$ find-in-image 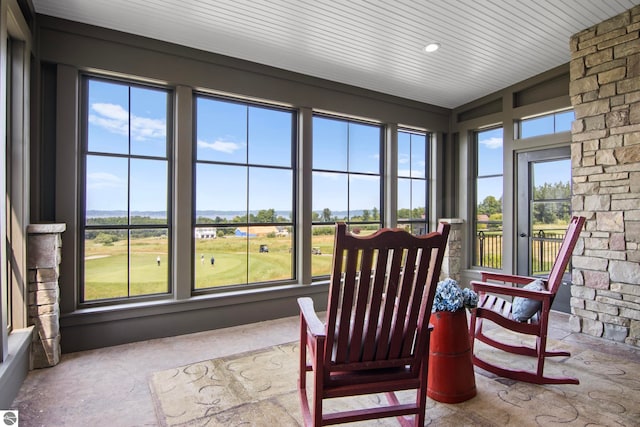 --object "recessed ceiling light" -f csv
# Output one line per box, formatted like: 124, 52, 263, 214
424, 43, 440, 53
